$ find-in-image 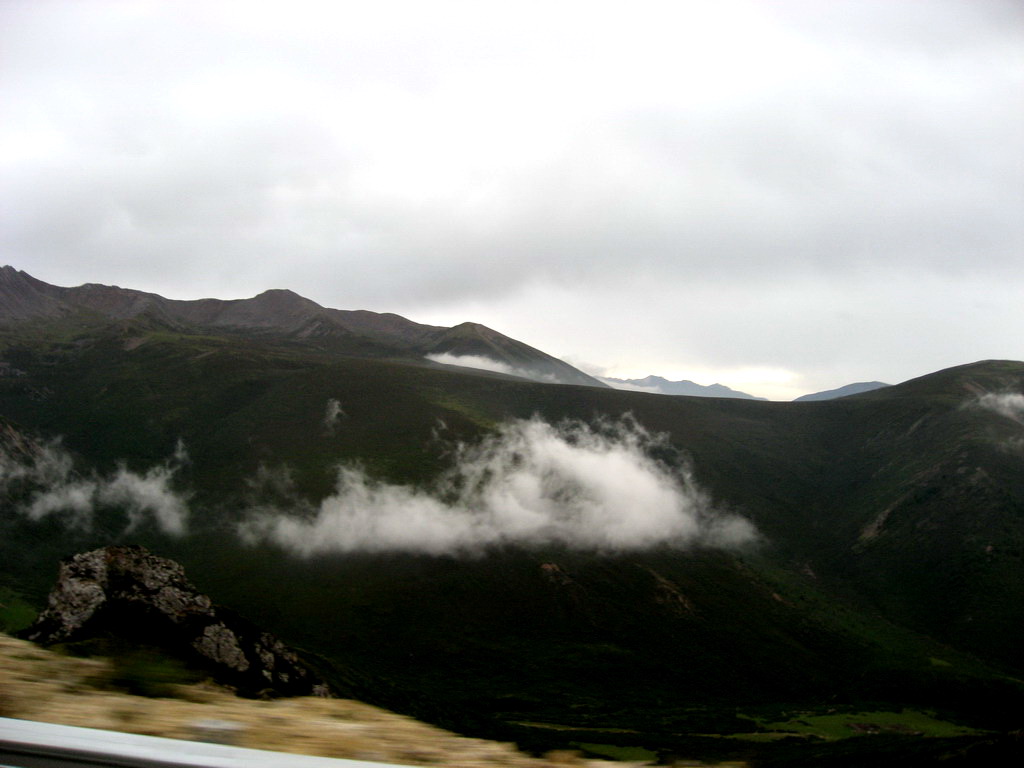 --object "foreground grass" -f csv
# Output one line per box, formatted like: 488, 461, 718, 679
0, 633, 663, 767
0, 634, 638, 765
